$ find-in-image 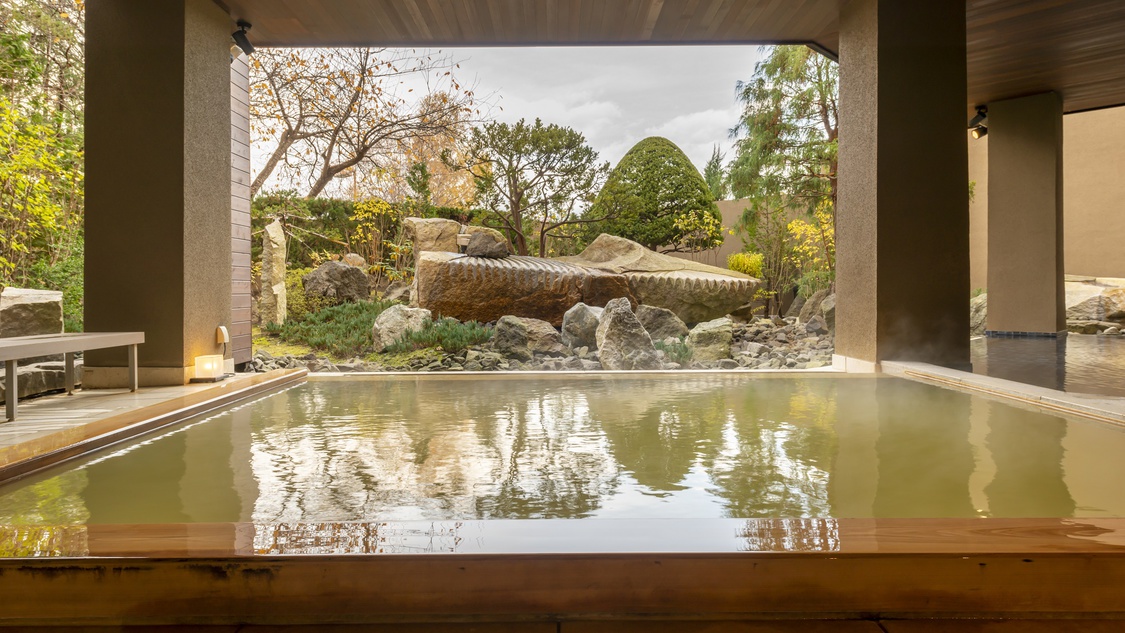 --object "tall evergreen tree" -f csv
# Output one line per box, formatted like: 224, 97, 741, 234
729, 45, 838, 217
702, 145, 728, 201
